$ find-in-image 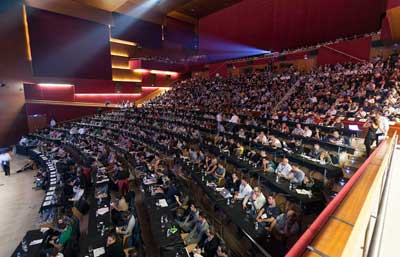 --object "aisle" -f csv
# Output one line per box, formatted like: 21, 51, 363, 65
0, 154, 43, 257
